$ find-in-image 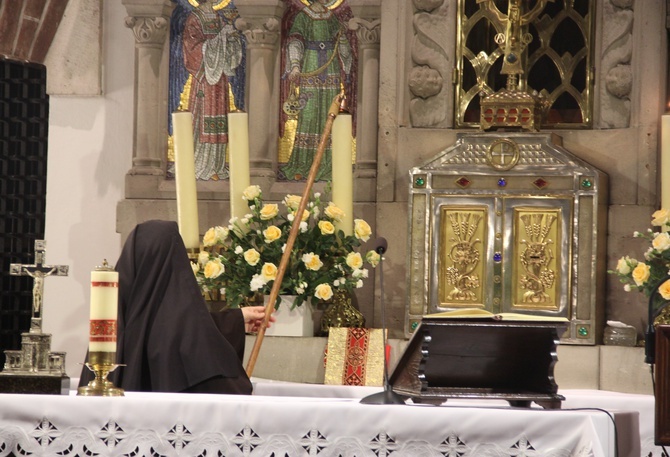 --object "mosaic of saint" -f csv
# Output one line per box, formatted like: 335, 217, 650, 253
168, 0, 246, 181
278, 0, 358, 182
